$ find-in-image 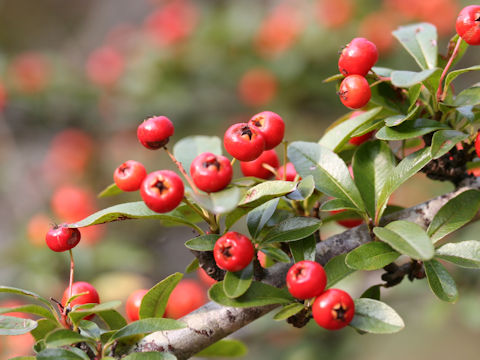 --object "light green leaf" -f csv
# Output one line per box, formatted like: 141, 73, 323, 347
173, 135, 222, 176
108, 318, 186, 343
349, 298, 404, 334
195, 339, 247, 358
0, 304, 57, 323
384, 105, 420, 127
259, 246, 291, 263
0, 315, 37, 335
373, 221, 434, 260
436, 241, 480, 268
247, 198, 279, 238
427, 190, 480, 243
262, 217, 321, 244
392, 23, 437, 70
223, 264, 253, 299
68, 301, 122, 325
444, 65, 480, 93
45, 329, 95, 348
345, 242, 400, 270
451, 87, 480, 107
0, 286, 55, 313
36, 348, 89, 360
31, 319, 59, 341
123, 352, 177, 360
140, 273, 183, 319
430, 130, 468, 159
324, 253, 356, 288
391, 69, 439, 88
185, 235, 221, 251
289, 235, 316, 263
376, 118, 448, 141
360, 285, 382, 300
96, 309, 128, 330
424, 259, 458, 302
189, 187, 242, 215
185, 257, 199, 273
273, 303, 305, 321
98, 183, 123, 198
285, 175, 315, 201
